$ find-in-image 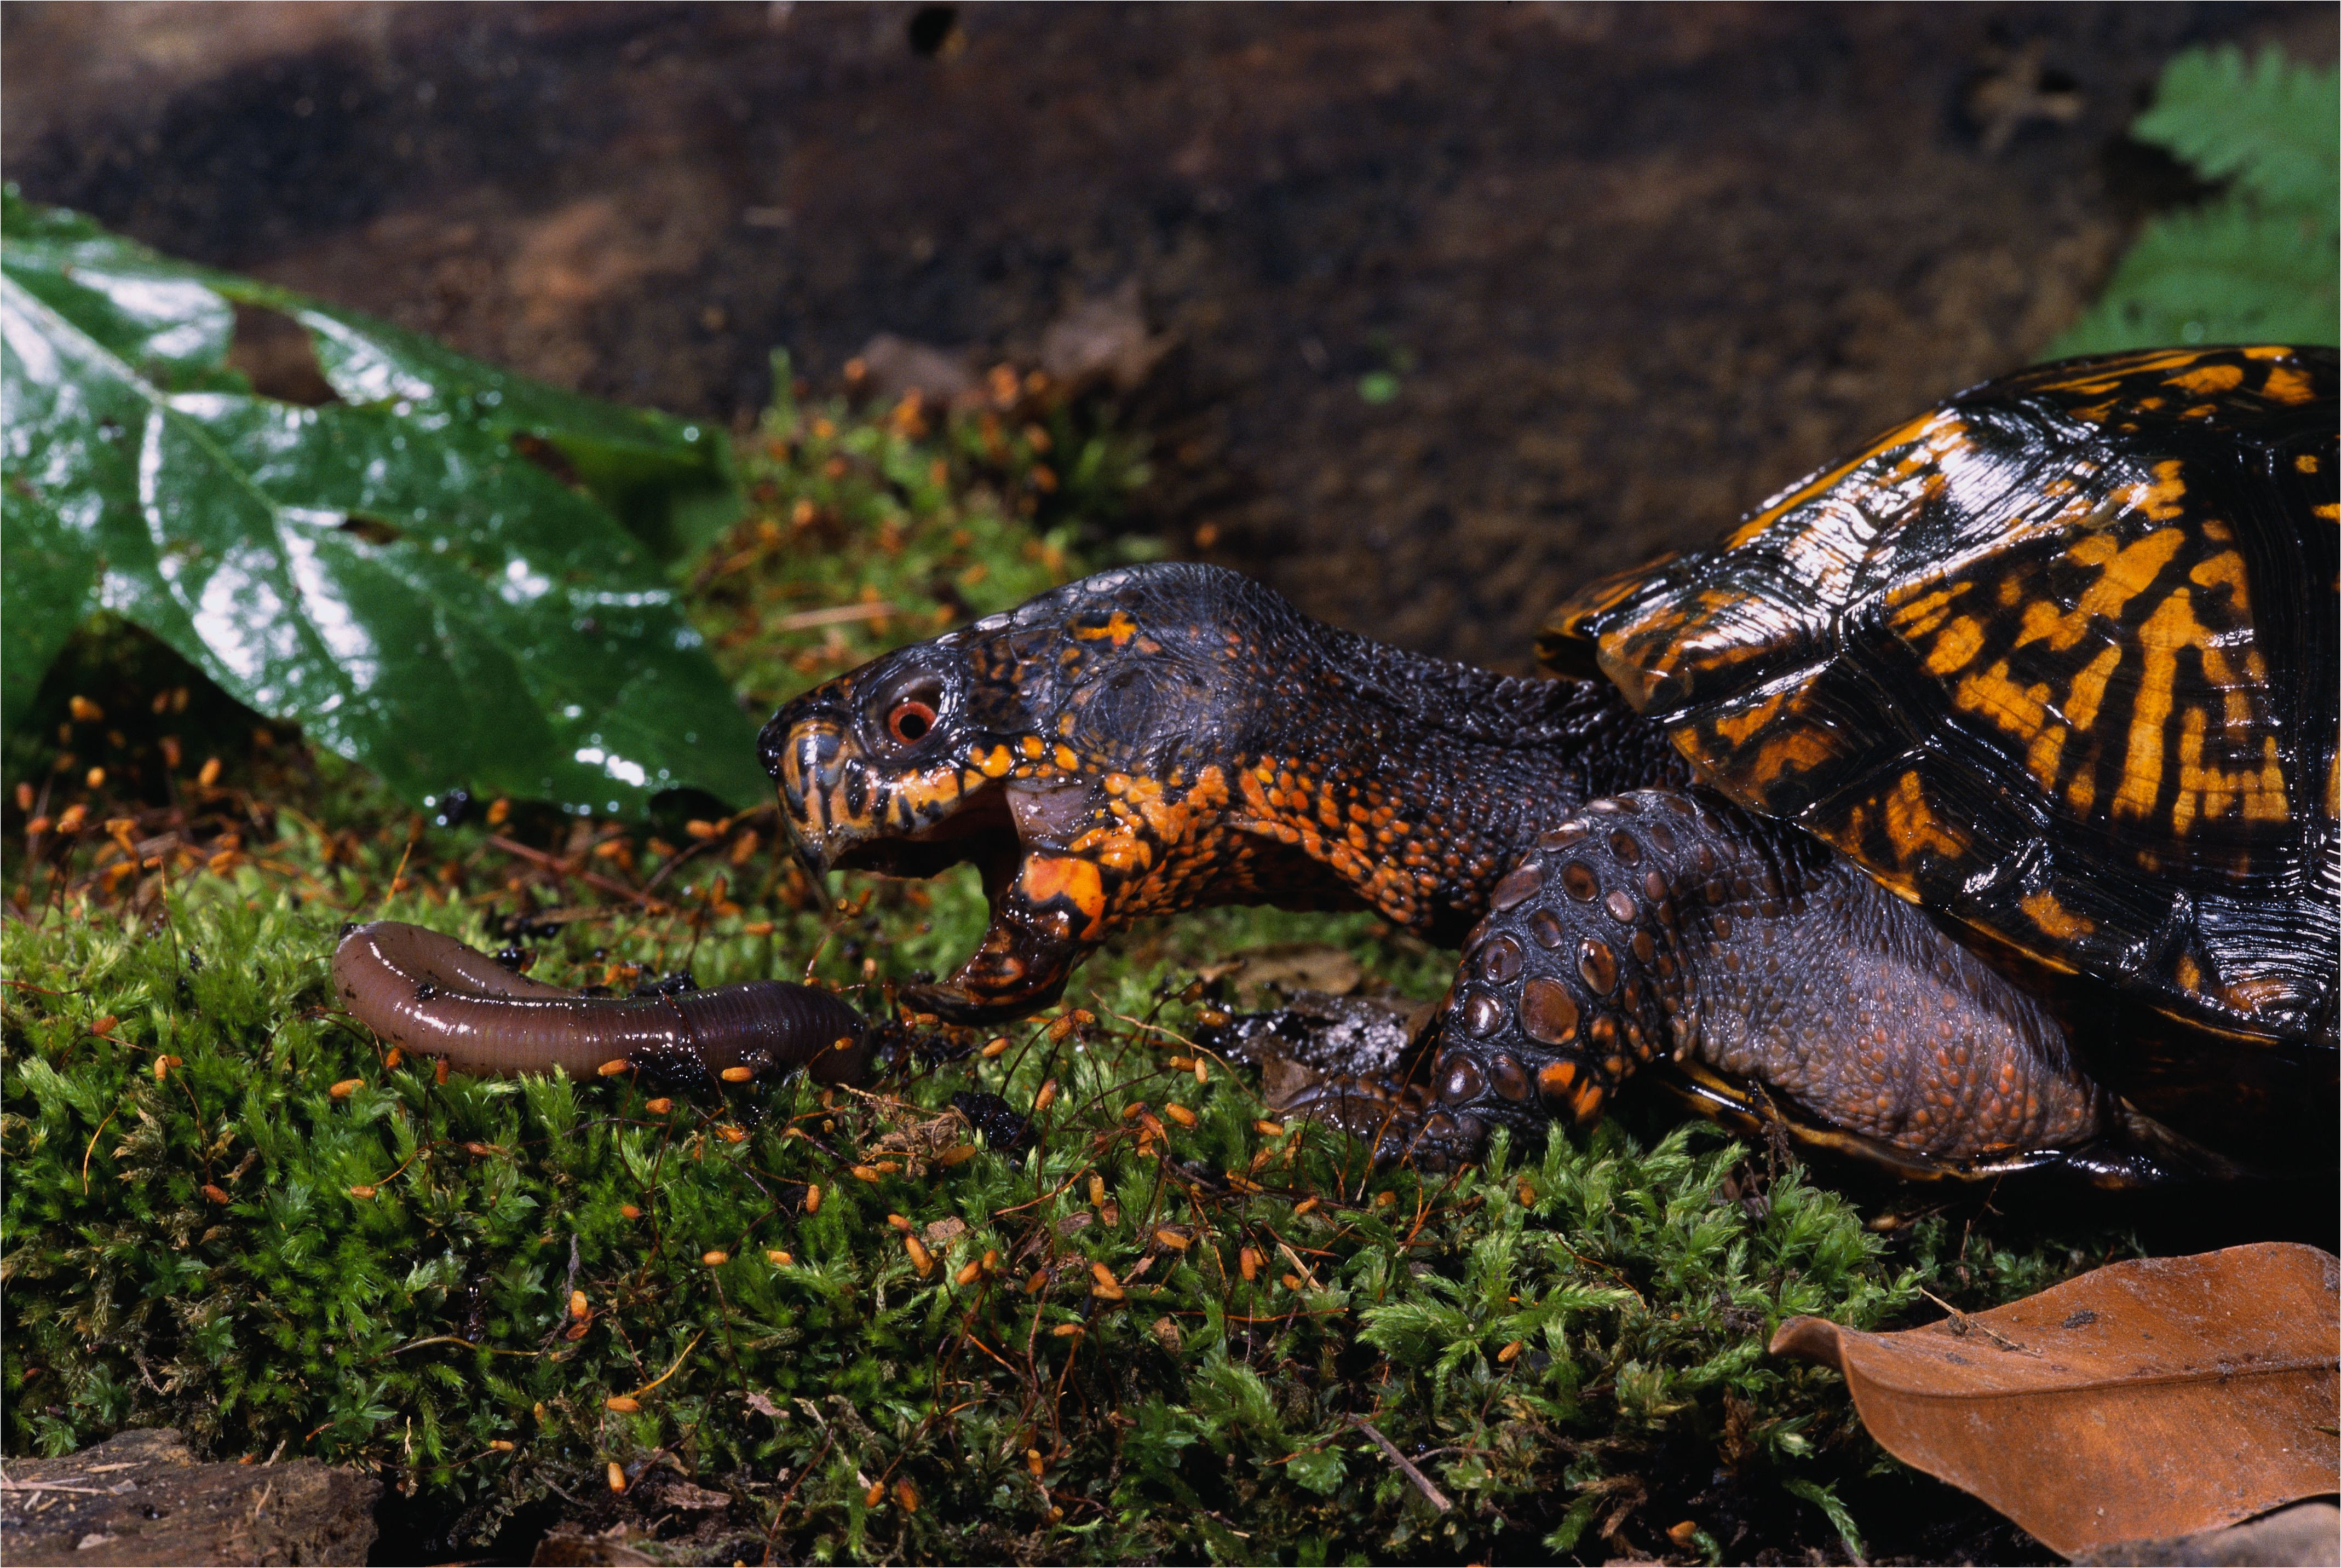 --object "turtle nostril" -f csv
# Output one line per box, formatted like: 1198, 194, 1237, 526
791, 729, 842, 779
